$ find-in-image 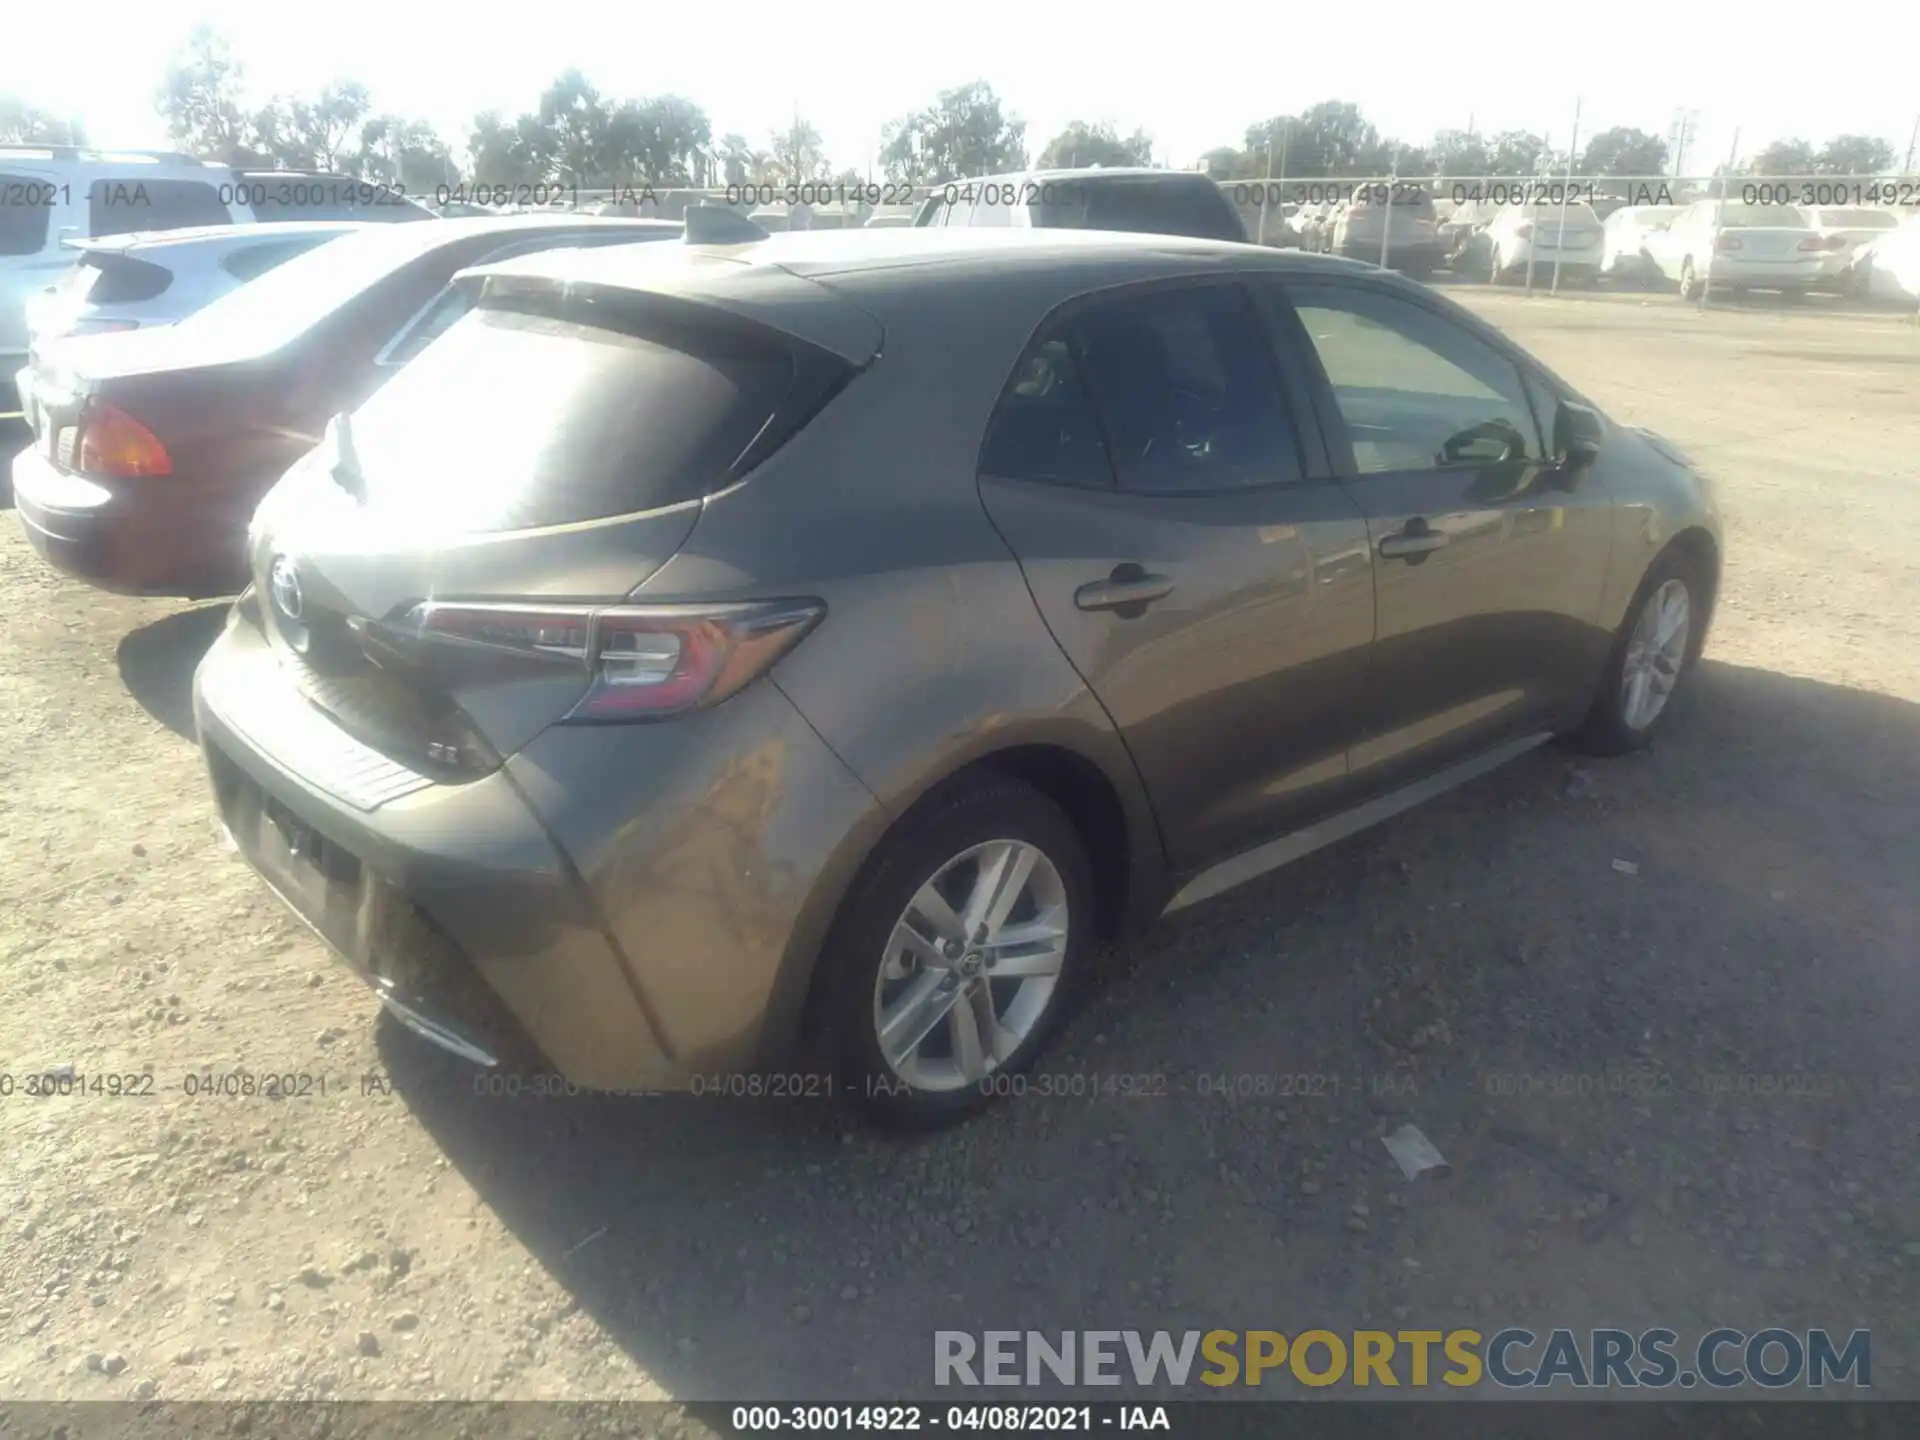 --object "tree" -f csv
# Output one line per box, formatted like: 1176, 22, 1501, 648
0, 96, 86, 146
769, 116, 828, 183
291, 82, 371, 171
1431, 129, 1493, 178
1816, 134, 1894, 175
1246, 103, 1378, 177
1036, 120, 1154, 170
879, 81, 1025, 184
1487, 130, 1554, 176
1750, 138, 1816, 176
154, 24, 252, 162
716, 133, 772, 187
1199, 146, 1249, 180
358, 115, 455, 191
1580, 126, 1669, 177
468, 110, 543, 186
